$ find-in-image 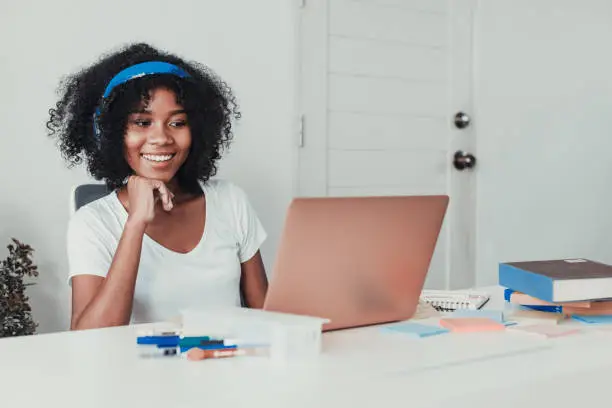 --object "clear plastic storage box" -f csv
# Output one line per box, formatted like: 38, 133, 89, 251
180, 307, 330, 360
